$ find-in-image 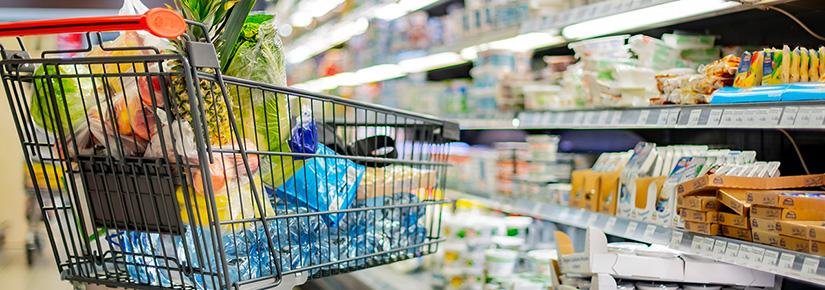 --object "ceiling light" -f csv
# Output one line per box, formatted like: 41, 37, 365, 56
353, 64, 406, 84
398, 52, 465, 73
561, 0, 740, 40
